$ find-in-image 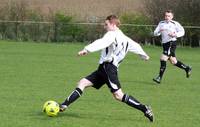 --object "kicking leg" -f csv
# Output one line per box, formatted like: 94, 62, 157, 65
60, 78, 93, 112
